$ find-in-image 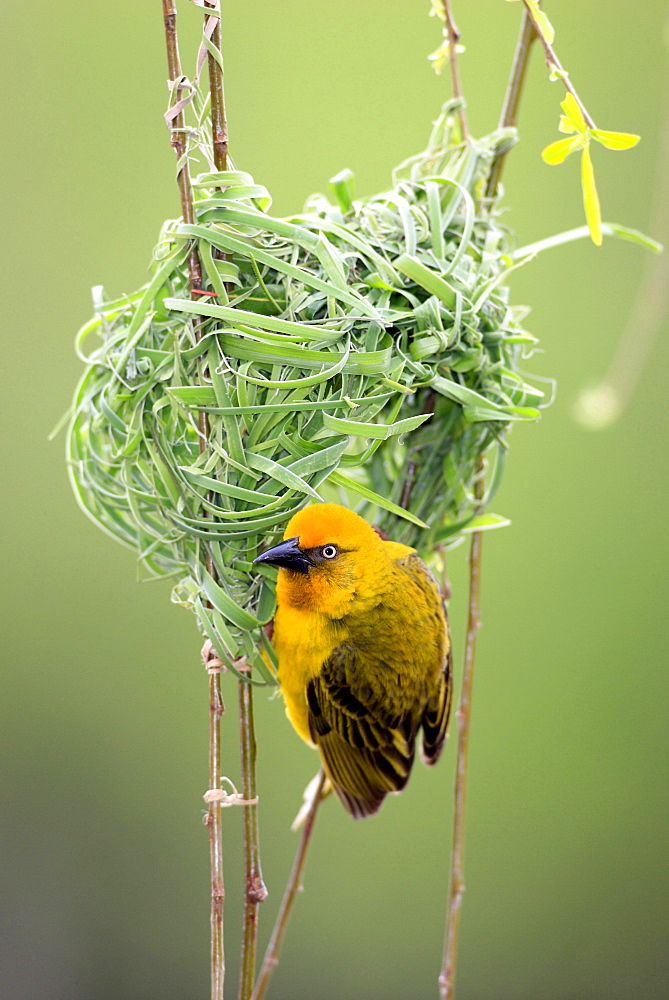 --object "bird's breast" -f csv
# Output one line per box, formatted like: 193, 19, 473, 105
272, 605, 340, 744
